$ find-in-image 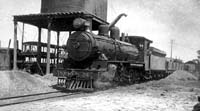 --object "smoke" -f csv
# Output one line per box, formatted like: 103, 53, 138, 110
108, 0, 200, 61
